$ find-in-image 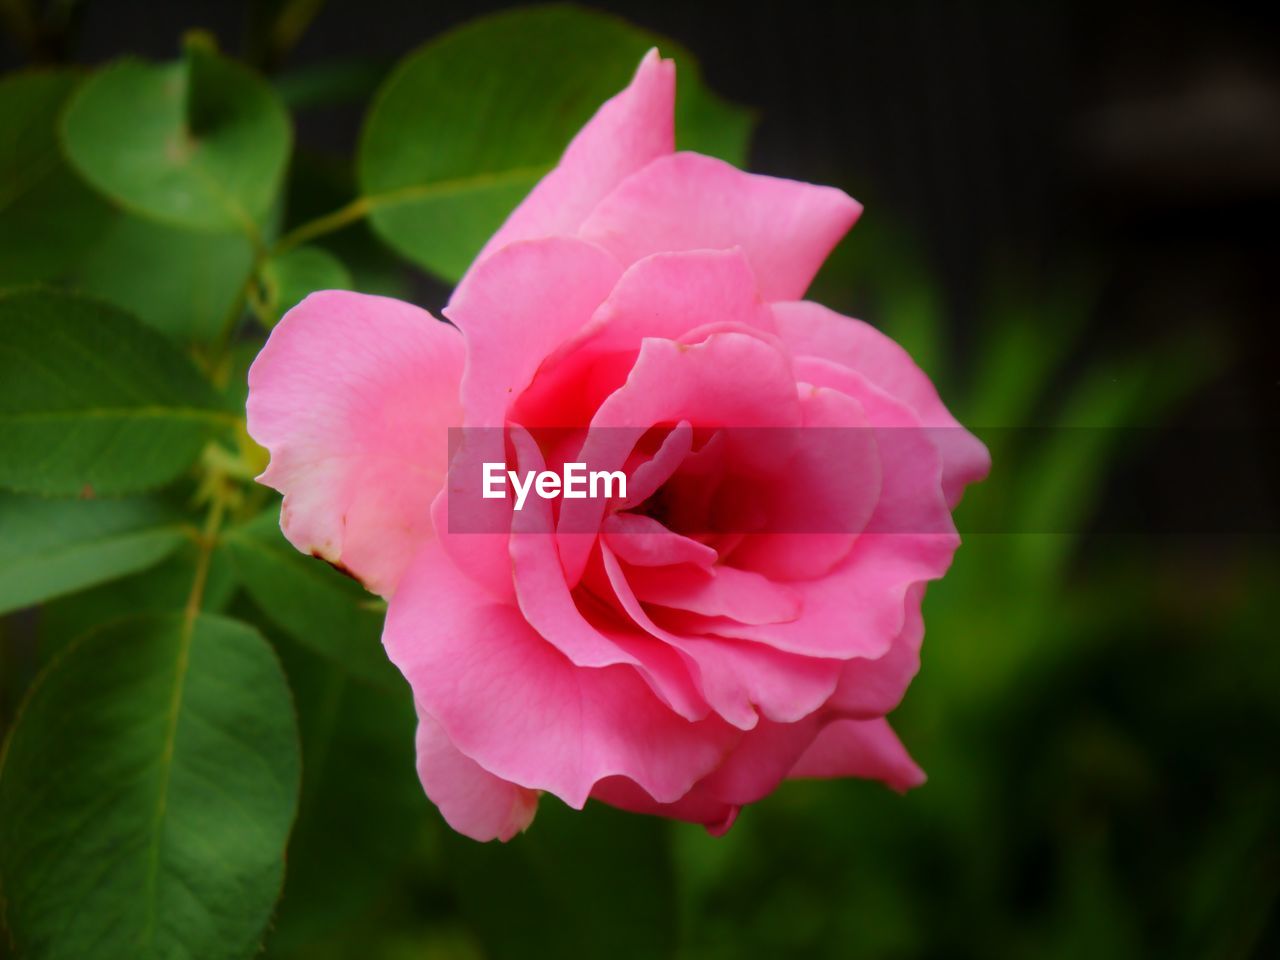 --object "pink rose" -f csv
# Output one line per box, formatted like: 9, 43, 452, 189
247, 51, 989, 841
